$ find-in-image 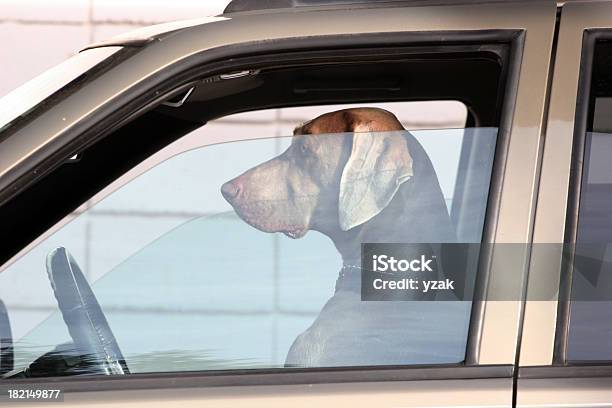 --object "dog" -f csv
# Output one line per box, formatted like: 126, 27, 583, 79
221, 108, 469, 367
